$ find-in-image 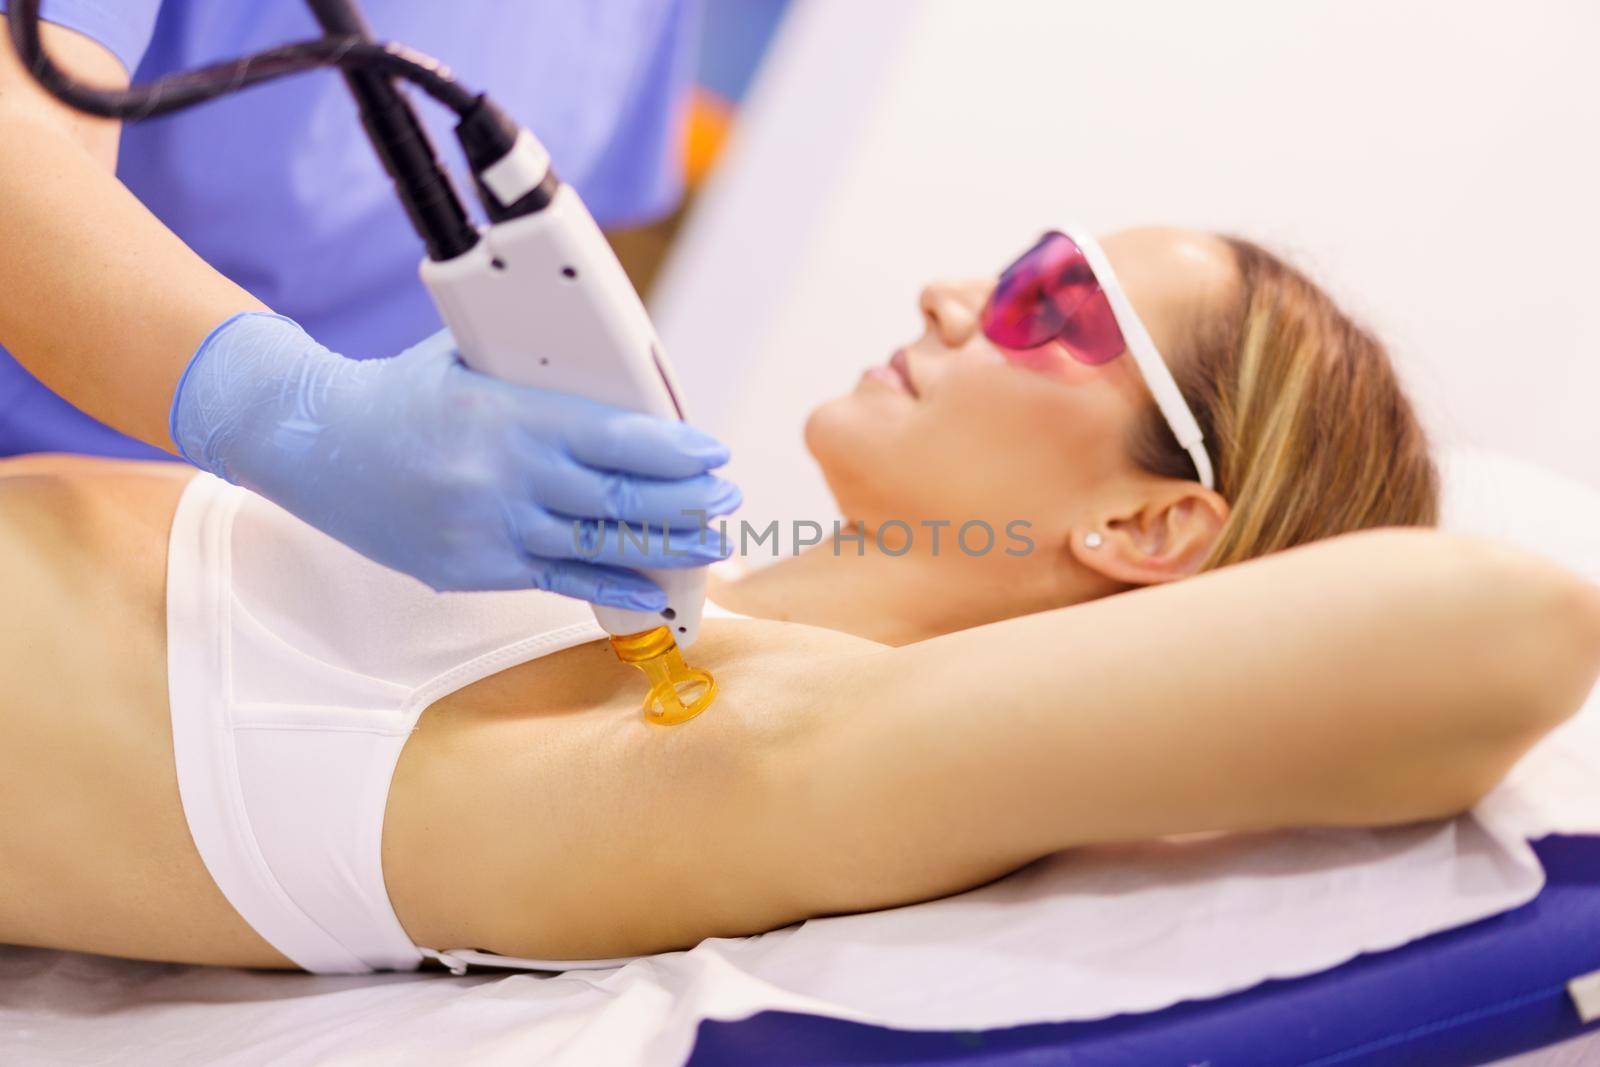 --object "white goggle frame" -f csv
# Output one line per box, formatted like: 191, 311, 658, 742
1056, 226, 1215, 491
